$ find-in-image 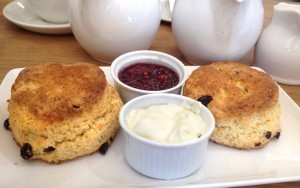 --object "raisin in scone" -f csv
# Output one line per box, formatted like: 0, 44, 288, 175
183, 62, 281, 150
8, 63, 123, 163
